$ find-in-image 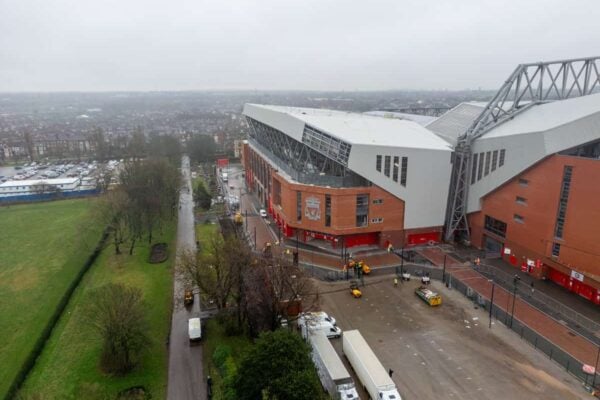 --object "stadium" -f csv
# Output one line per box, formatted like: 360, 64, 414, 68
242, 56, 600, 305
